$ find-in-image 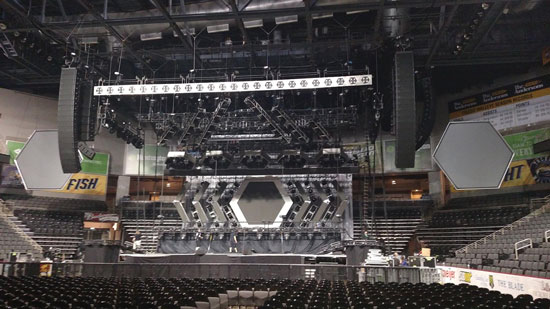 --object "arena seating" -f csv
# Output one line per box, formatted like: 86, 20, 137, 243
0, 212, 42, 261
415, 194, 532, 256
121, 202, 182, 252
447, 203, 550, 278
355, 200, 429, 254
1, 195, 105, 259
365, 208, 423, 254
0, 195, 107, 212
0, 276, 547, 308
